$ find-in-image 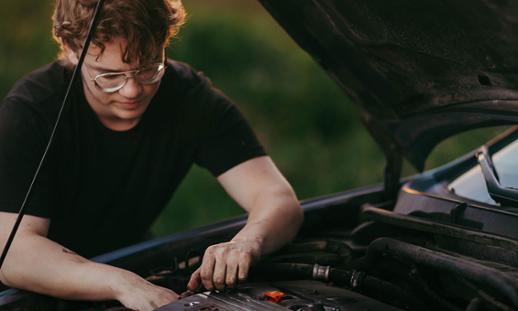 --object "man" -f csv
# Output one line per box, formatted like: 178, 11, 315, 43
0, 0, 303, 310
